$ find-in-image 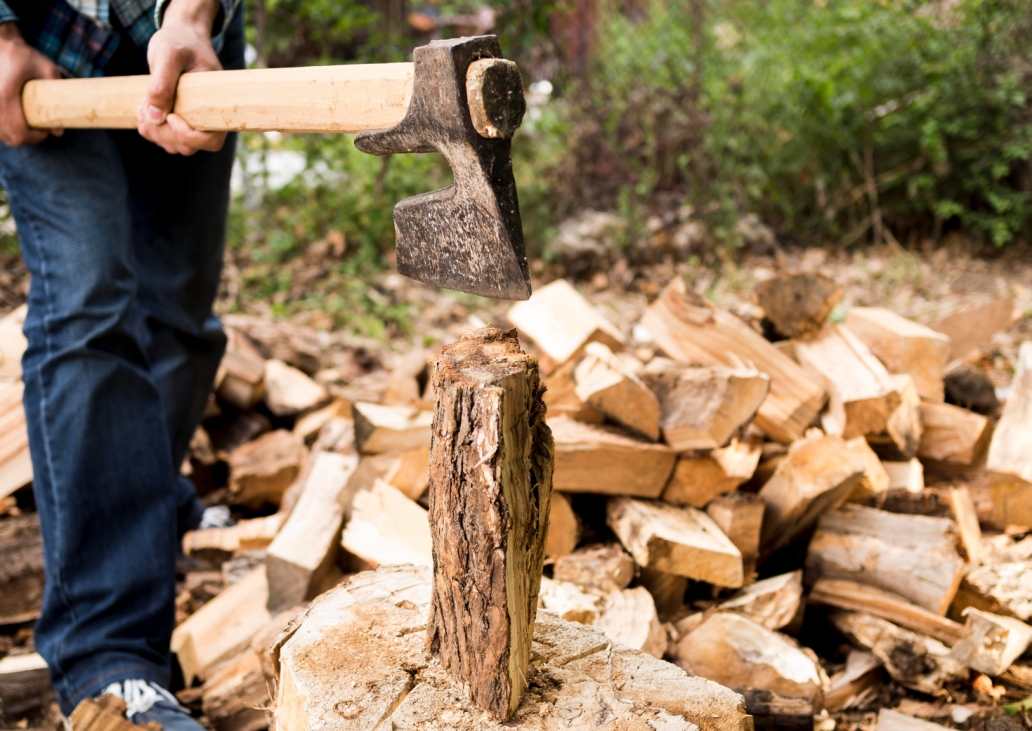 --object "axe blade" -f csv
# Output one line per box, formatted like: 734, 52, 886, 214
355, 36, 531, 301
